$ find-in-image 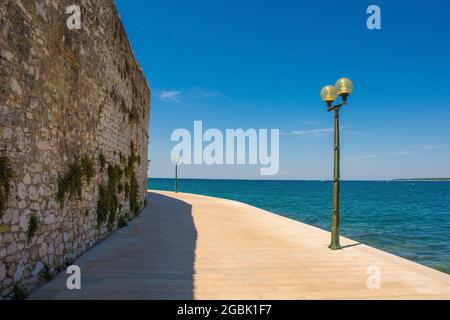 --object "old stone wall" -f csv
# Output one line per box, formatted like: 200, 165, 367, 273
0, 0, 150, 297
